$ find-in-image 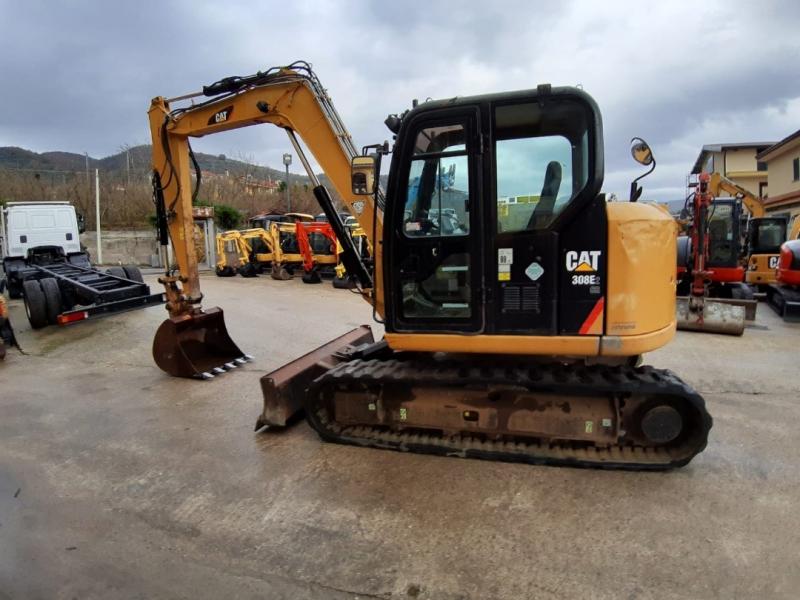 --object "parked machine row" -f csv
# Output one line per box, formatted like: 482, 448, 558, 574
676, 172, 800, 333
215, 212, 370, 287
